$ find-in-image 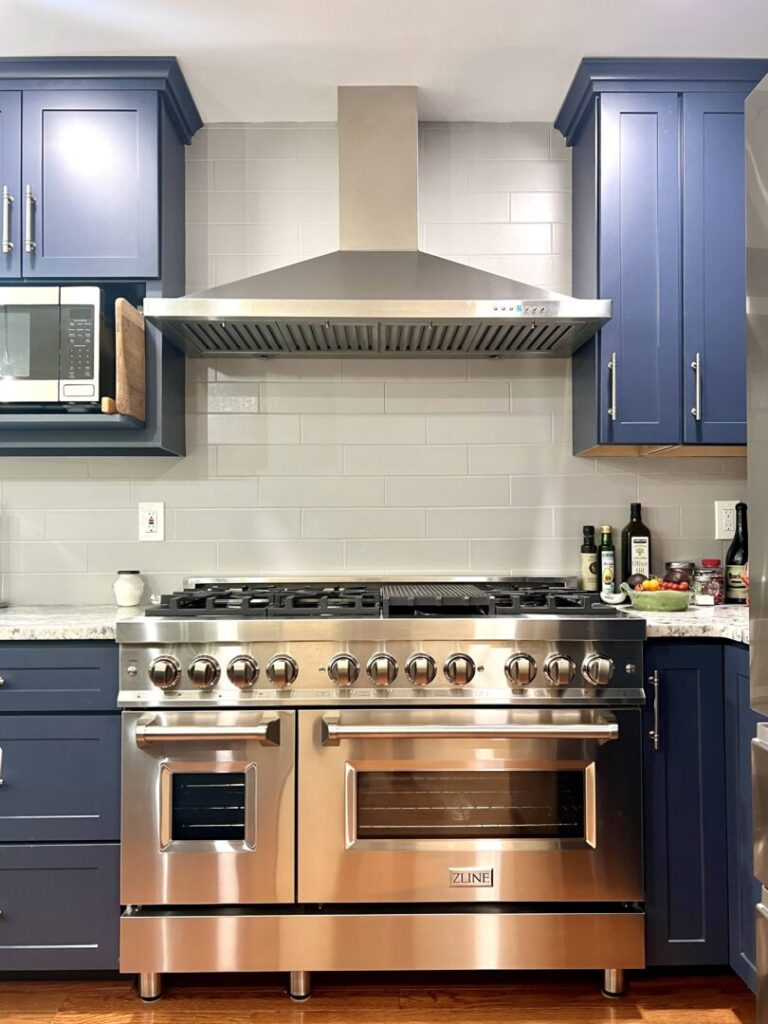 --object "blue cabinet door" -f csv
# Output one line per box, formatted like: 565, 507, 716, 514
644, 642, 728, 965
0, 714, 120, 842
683, 93, 748, 445
0, 91, 21, 279
0, 843, 119, 969
599, 94, 682, 445
0, 641, 118, 712
21, 90, 159, 279
725, 644, 762, 992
